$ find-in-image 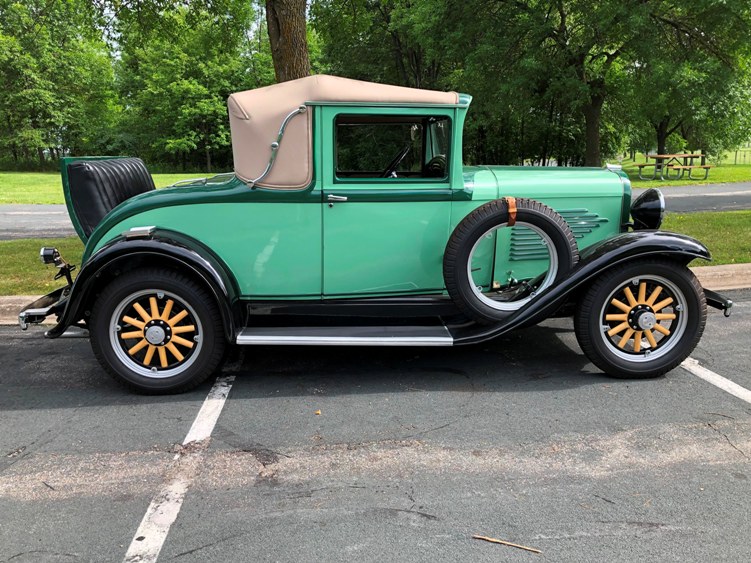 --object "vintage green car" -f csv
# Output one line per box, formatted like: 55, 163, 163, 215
19, 75, 732, 393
